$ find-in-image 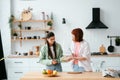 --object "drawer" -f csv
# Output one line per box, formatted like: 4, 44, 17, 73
105, 58, 120, 67
29, 58, 44, 68
62, 62, 72, 67
29, 61, 41, 67
8, 78, 19, 80
62, 62, 73, 72
7, 58, 29, 68
29, 67, 45, 72
7, 68, 29, 78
